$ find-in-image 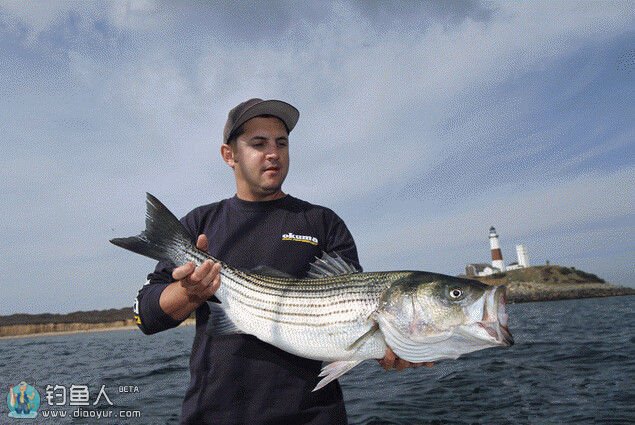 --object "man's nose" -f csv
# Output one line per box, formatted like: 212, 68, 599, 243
265, 144, 281, 160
